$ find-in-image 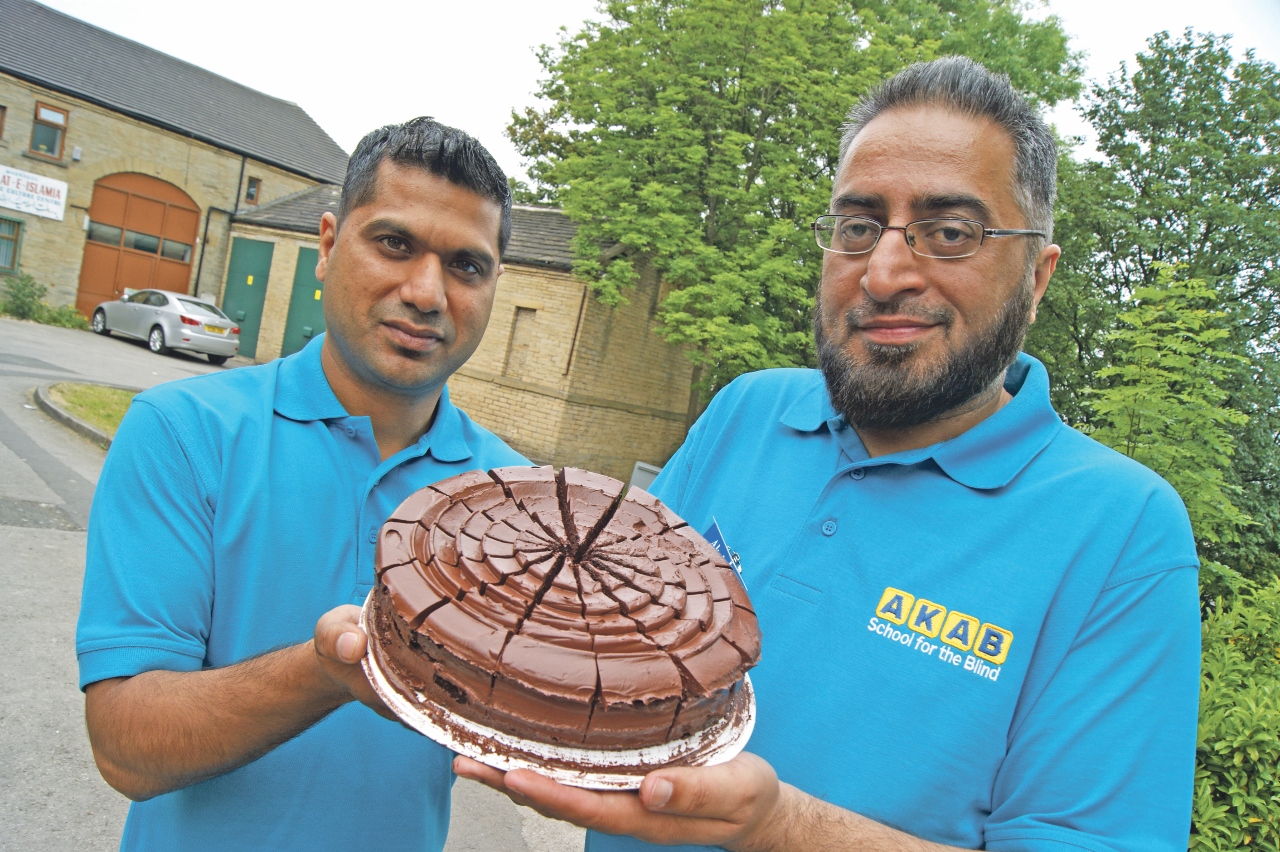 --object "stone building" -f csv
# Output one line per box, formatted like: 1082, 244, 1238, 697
0, 0, 345, 317
0, 0, 696, 477
225, 185, 696, 479
450, 206, 696, 481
